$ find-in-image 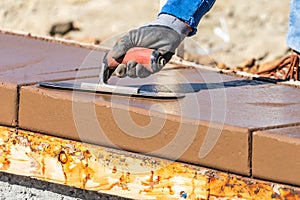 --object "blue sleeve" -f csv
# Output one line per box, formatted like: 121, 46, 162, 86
159, 0, 216, 36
